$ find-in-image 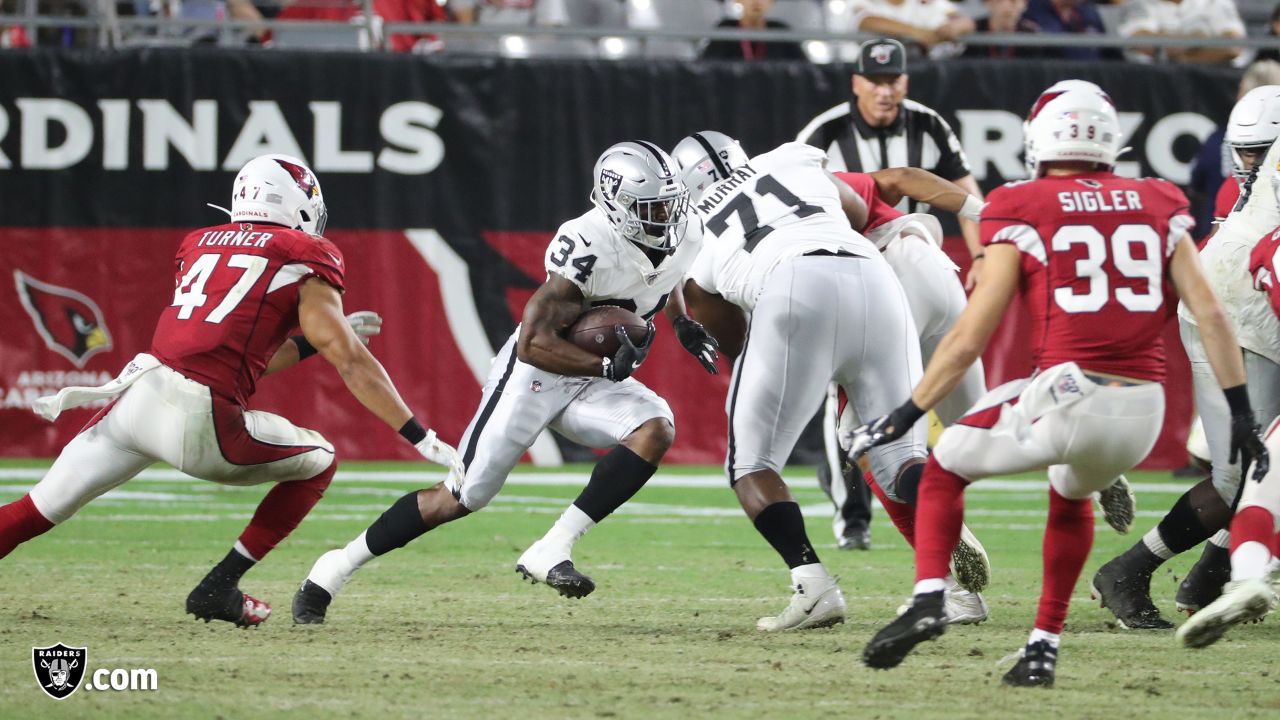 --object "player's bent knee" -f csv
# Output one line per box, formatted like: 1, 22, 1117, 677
623, 417, 675, 463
